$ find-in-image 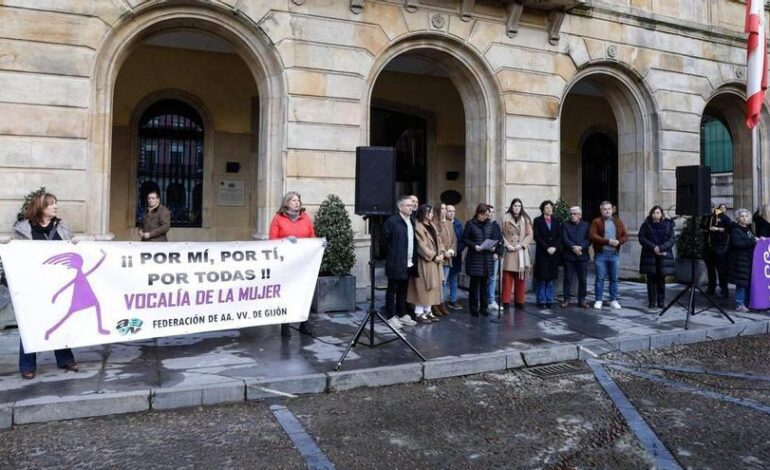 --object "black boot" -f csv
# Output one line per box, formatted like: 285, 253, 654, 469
281, 324, 291, 338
